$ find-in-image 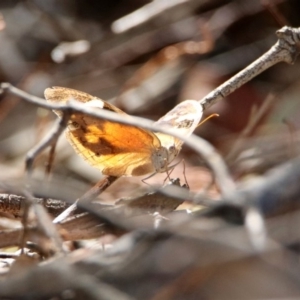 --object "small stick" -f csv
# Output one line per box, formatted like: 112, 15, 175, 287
199, 26, 300, 109
262, 0, 290, 27
19, 195, 30, 254
25, 112, 69, 176
21, 190, 65, 254
45, 142, 57, 176
111, 0, 191, 33
0, 193, 70, 218
282, 118, 297, 159
53, 176, 118, 223
80, 176, 119, 204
